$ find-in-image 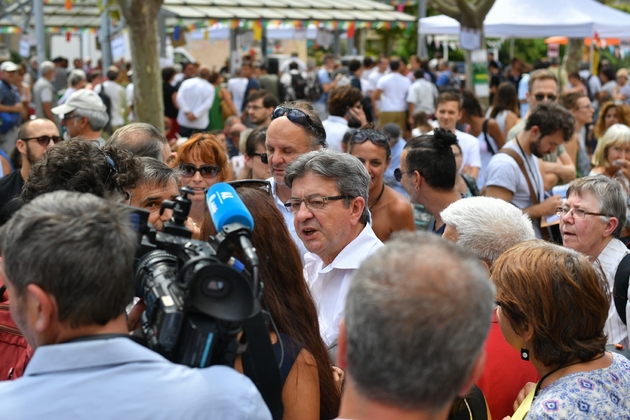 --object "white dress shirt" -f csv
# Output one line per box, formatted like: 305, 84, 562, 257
322, 116, 349, 152
597, 237, 630, 347
303, 223, 384, 347
176, 77, 215, 130
269, 177, 309, 262
406, 78, 438, 115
